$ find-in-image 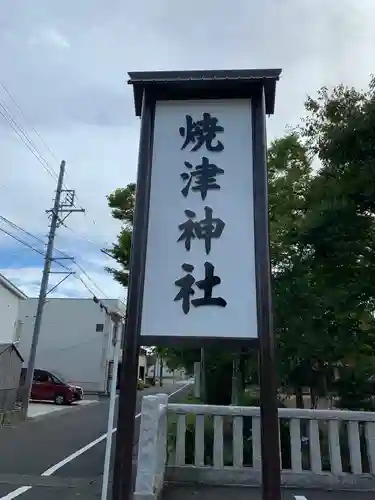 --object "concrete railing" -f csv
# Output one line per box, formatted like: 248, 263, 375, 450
134, 394, 168, 500
135, 397, 375, 497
